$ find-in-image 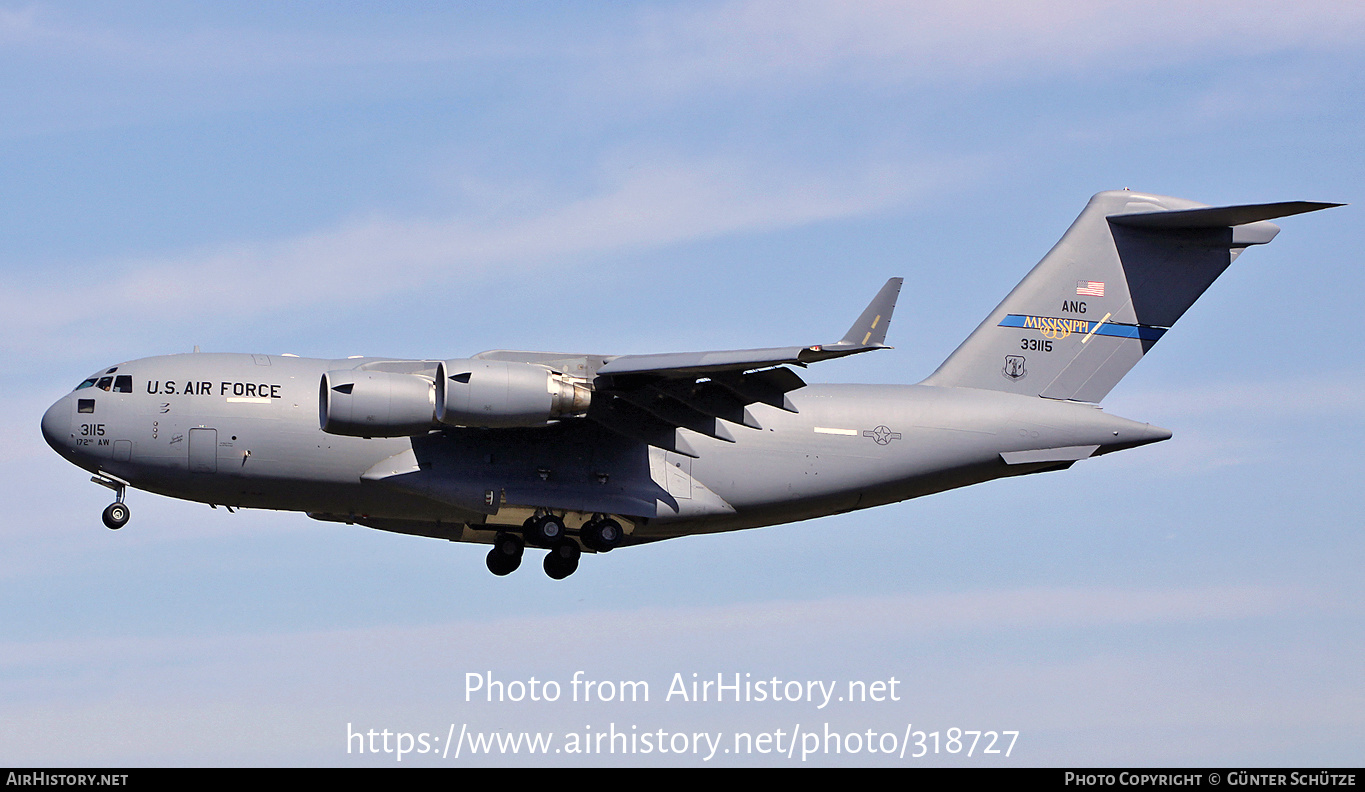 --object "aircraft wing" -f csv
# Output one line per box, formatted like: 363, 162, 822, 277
584, 277, 903, 456
475, 278, 901, 456
596, 276, 903, 379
